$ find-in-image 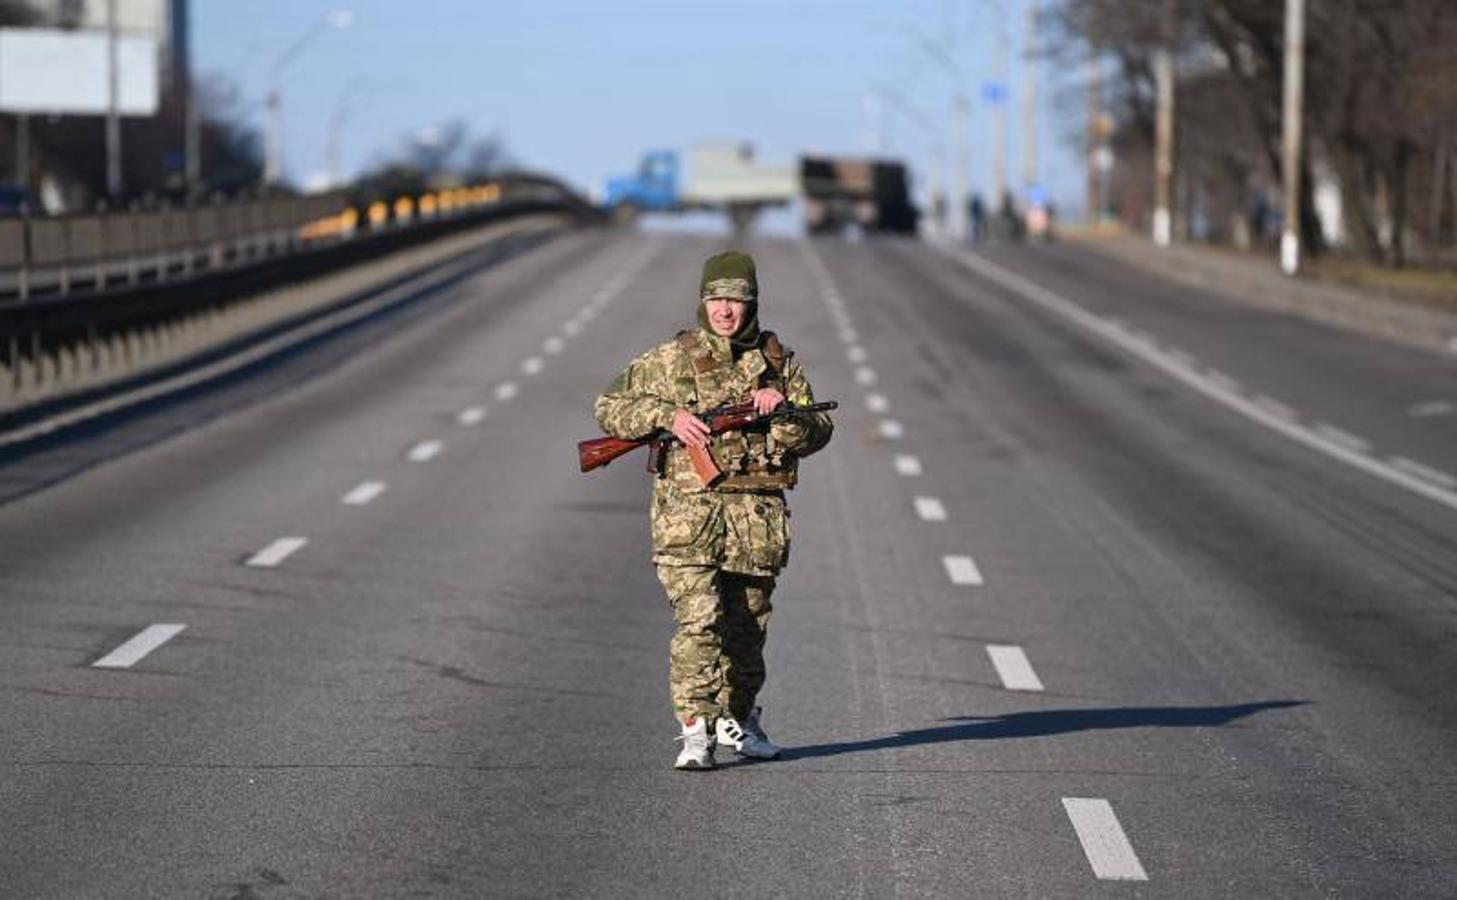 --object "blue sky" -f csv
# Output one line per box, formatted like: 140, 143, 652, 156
196, 0, 1085, 218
